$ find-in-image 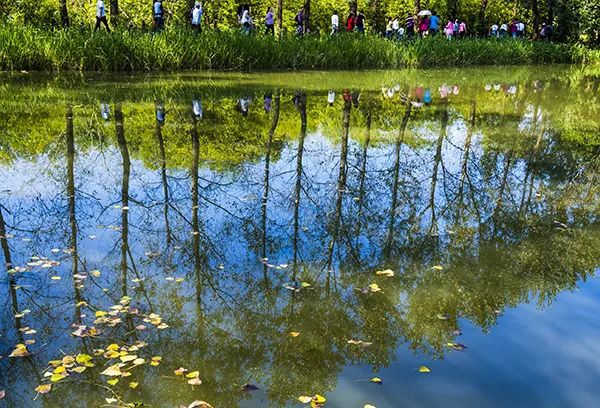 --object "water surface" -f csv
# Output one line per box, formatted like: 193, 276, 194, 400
1, 66, 600, 408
